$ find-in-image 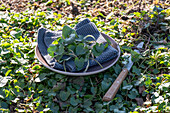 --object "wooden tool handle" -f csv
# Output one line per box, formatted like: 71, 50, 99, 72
103, 68, 128, 101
